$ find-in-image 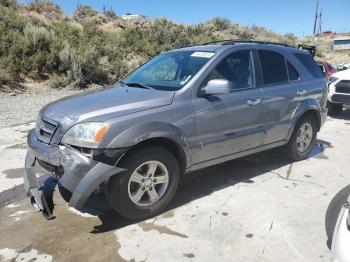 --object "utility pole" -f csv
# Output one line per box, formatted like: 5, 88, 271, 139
317, 9, 322, 39
312, 0, 319, 42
